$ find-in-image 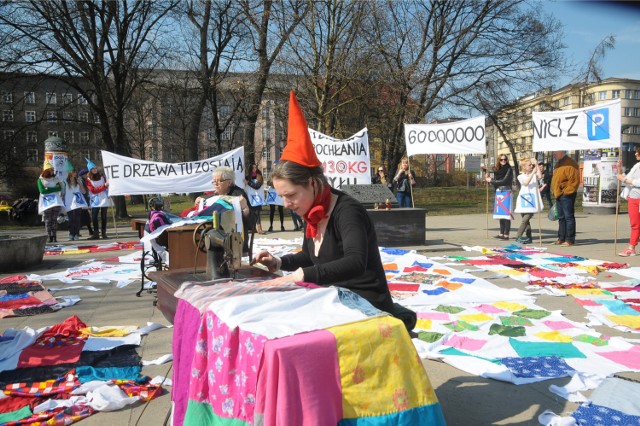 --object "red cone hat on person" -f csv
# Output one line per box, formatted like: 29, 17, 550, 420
280, 91, 321, 168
